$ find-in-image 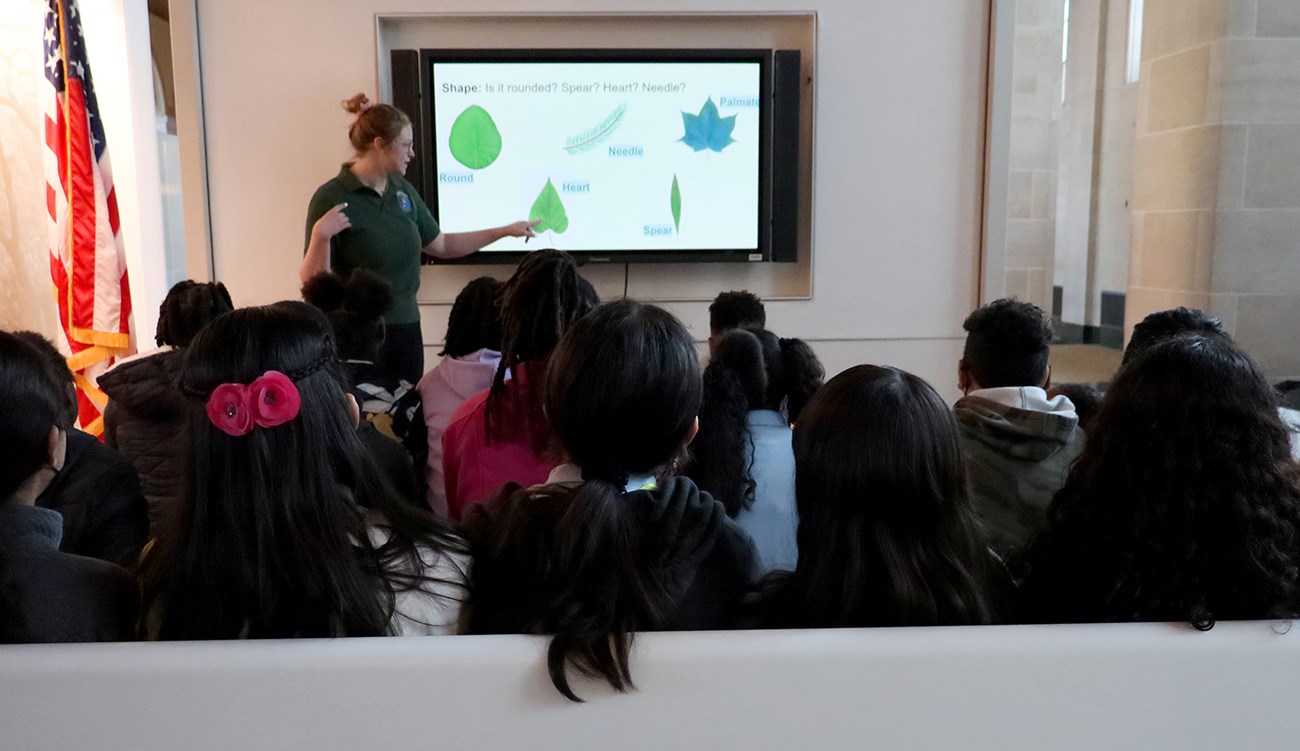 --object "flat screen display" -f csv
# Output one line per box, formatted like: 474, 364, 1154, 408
427, 53, 767, 259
